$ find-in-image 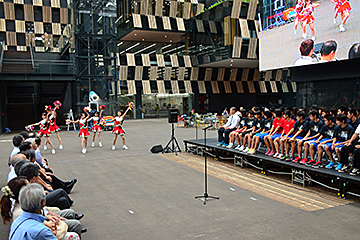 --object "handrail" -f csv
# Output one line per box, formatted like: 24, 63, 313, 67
0, 40, 5, 72
29, 40, 36, 68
